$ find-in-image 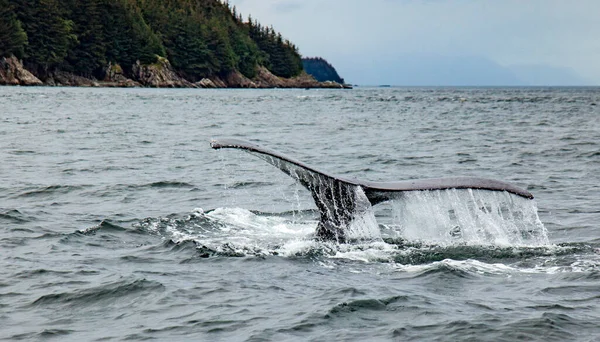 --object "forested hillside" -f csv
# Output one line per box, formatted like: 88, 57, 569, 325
0, 0, 303, 82
302, 57, 345, 84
